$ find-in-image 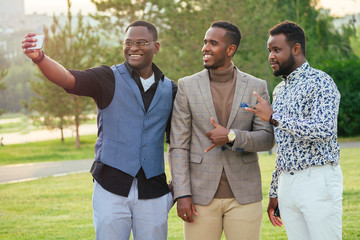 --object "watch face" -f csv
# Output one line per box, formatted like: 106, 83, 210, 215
228, 131, 236, 141
273, 113, 280, 120
271, 113, 279, 127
